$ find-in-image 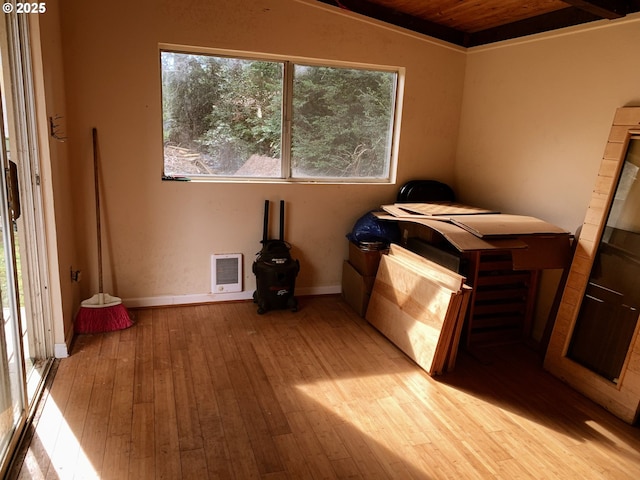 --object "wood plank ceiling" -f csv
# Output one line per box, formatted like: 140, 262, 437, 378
318, 0, 640, 46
